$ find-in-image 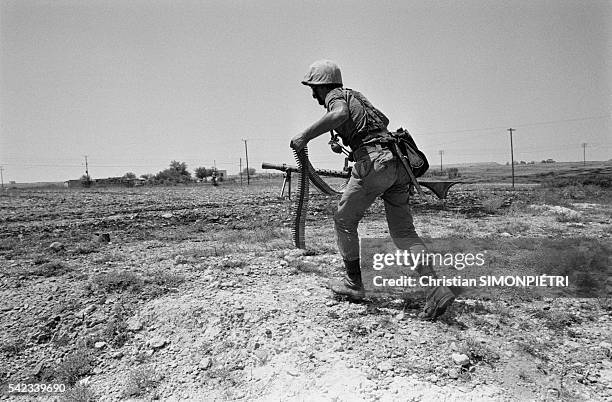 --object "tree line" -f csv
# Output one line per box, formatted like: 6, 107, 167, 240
114, 161, 256, 184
